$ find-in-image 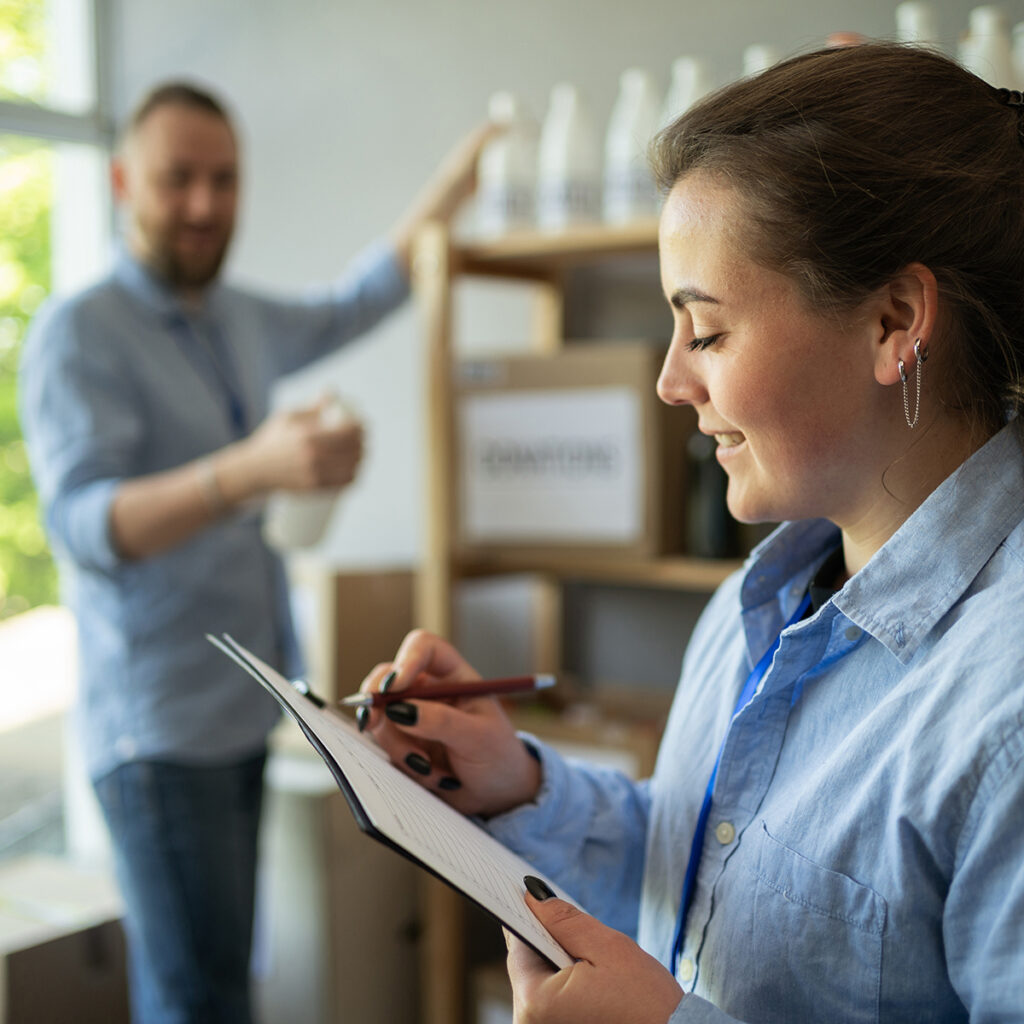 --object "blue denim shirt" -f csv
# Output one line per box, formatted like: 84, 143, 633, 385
20, 245, 408, 780
488, 420, 1024, 1022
